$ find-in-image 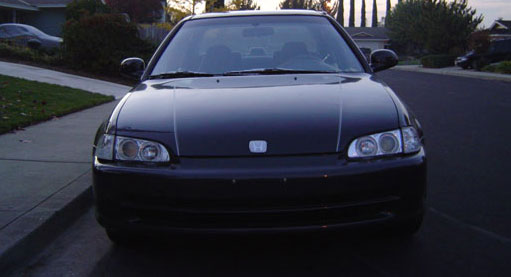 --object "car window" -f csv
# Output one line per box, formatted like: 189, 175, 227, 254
2, 26, 21, 36
23, 25, 49, 38
151, 15, 364, 75
17, 26, 29, 34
